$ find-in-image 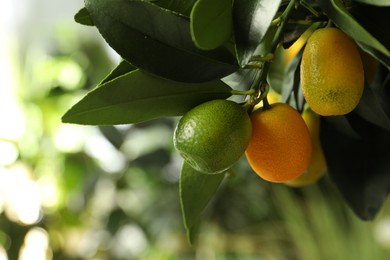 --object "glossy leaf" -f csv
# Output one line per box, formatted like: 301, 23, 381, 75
190, 0, 233, 50
222, 68, 259, 103
254, 25, 278, 57
233, 0, 282, 66
84, 0, 238, 83
267, 50, 285, 93
317, 0, 390, 69
74, 7, 94, 26
99, 60, 137, 86
281, 48, 303, 109
62, 70, 232, 125
180, 162, 225, 244
354, 0, 390, 6
151, 0, 198, 16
